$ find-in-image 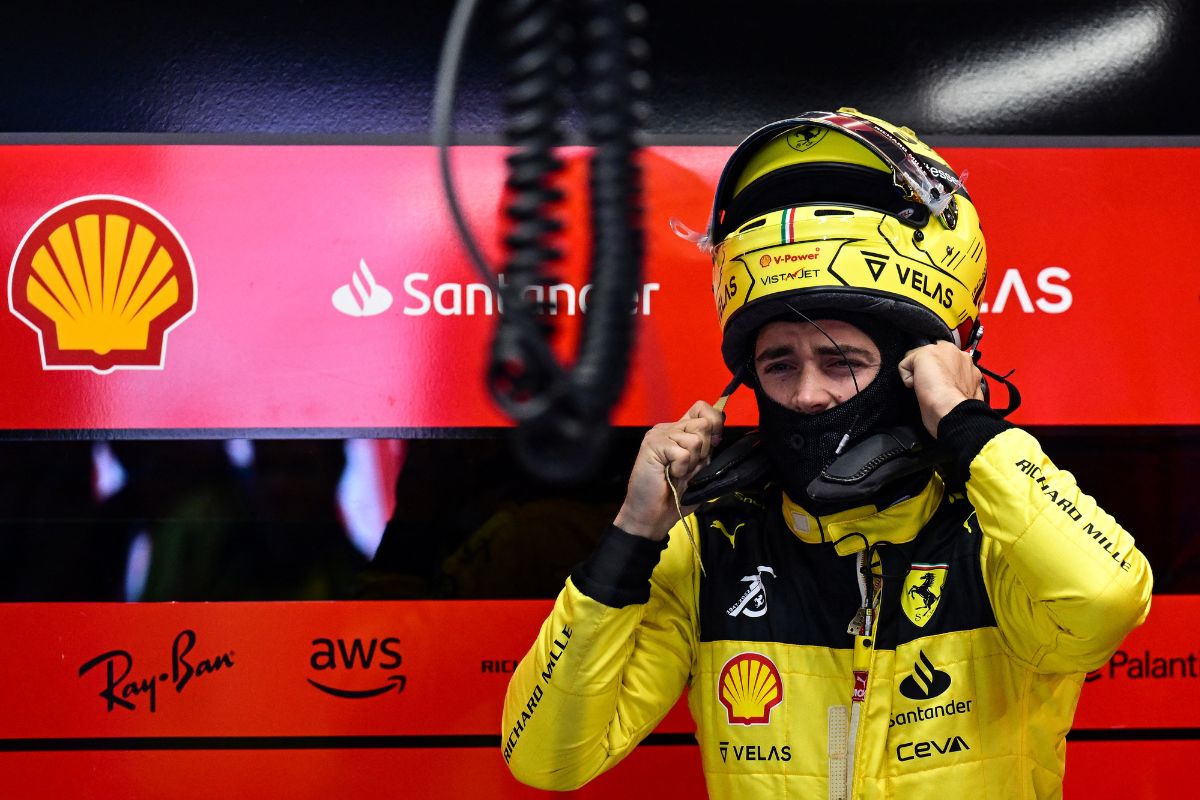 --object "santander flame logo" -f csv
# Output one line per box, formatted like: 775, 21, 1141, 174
332, 259, 393, 317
